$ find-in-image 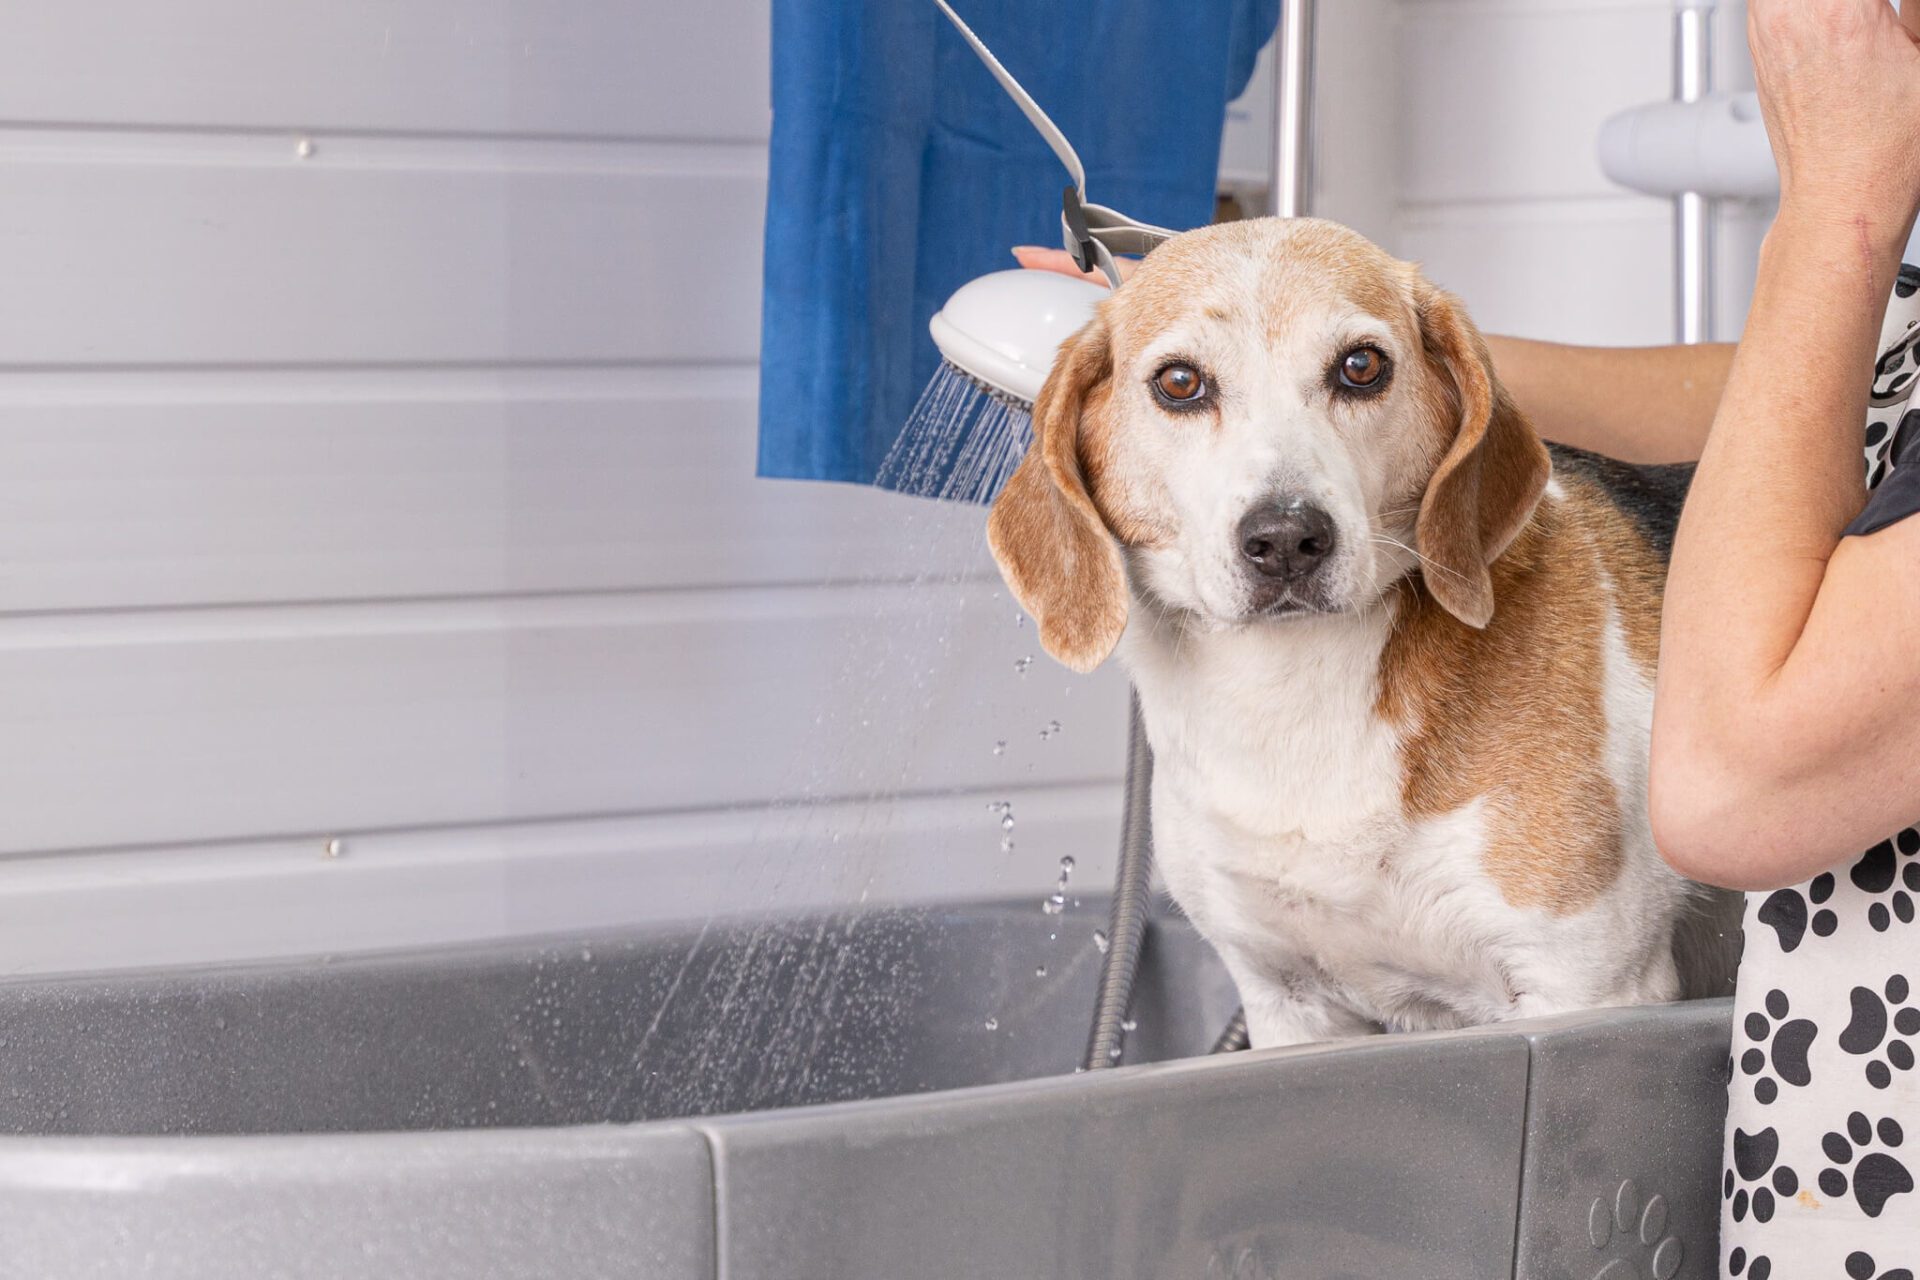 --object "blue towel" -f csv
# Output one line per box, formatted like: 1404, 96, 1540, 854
757, 0, 1279, 486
